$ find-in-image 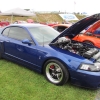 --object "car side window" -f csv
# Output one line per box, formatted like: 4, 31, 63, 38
8, 27, 32, 41
53, 26, 58, 30
2, 27, 10, 36
58, 26, 67, 32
